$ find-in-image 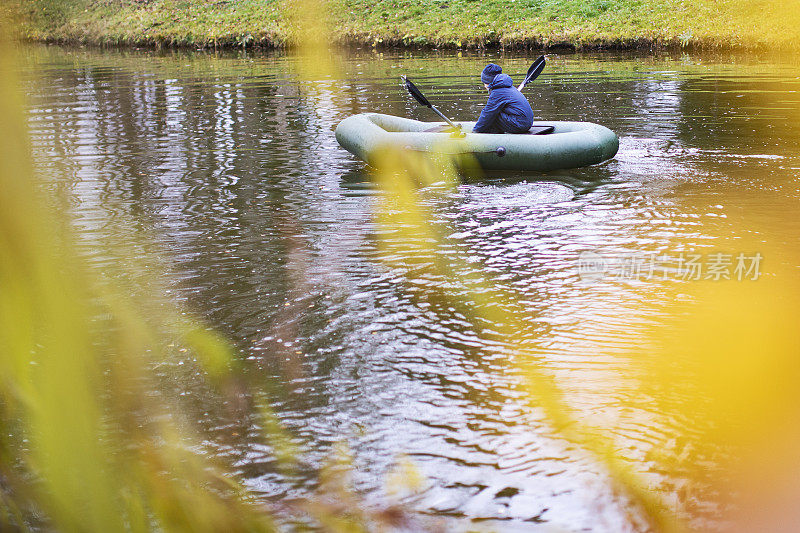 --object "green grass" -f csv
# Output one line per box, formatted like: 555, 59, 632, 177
17, 0, 800, 50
